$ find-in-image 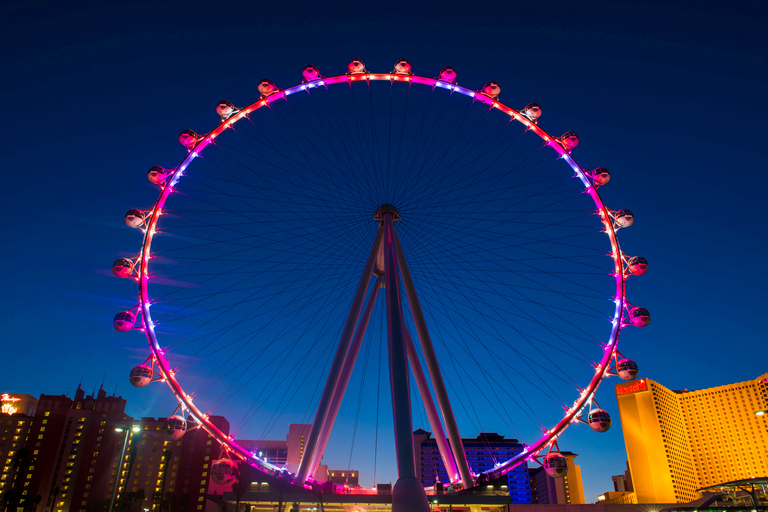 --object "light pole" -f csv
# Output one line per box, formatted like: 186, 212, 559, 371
109, 425, 140, 512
